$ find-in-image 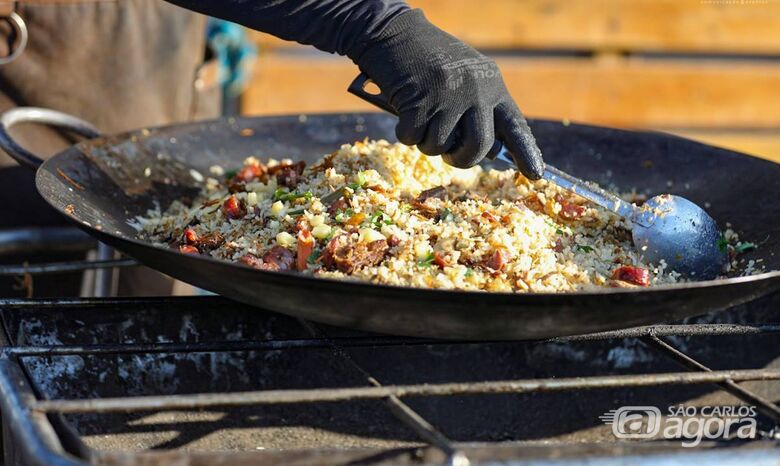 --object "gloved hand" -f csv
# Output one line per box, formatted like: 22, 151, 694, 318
349, 9, 544, 178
